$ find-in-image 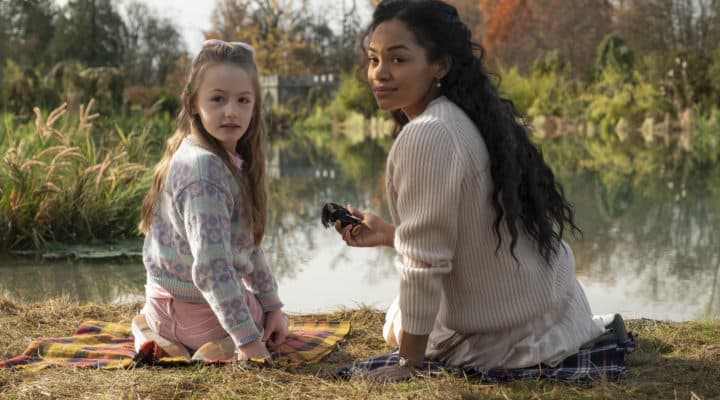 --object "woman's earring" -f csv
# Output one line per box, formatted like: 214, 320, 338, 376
436, 79, 442, 88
